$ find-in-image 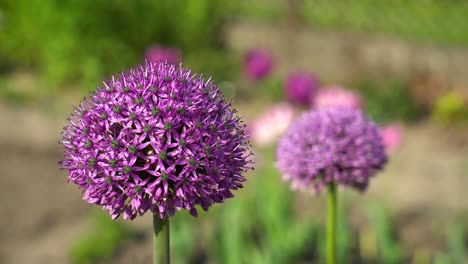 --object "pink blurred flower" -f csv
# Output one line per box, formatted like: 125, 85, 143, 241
244, 48, 274, 81
312, 86, 362, 110
145, 45, 182, 64
248, 103, 294, 147
380, 124, 404, 154
284, 71, 319, 106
